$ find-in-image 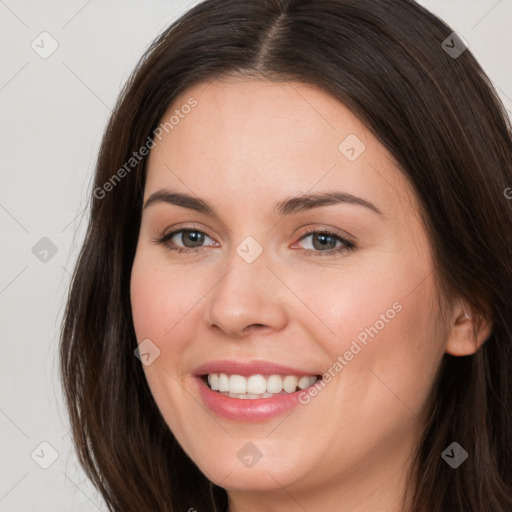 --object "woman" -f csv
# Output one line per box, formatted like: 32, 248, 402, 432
60, 0, 512, 510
